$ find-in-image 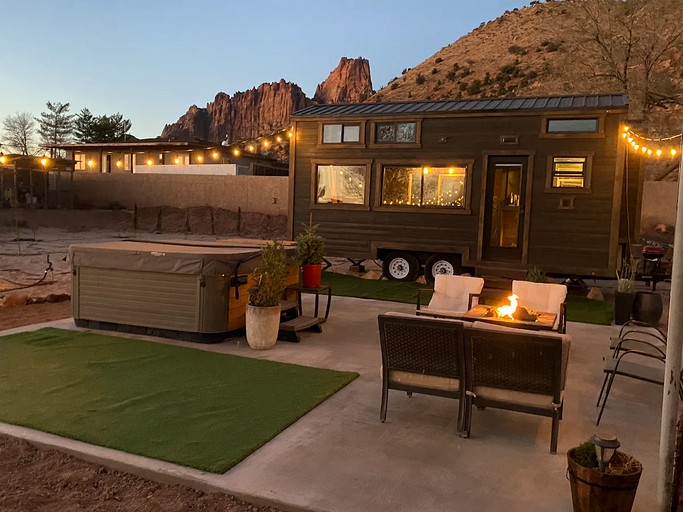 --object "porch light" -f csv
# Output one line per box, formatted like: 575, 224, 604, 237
116, 160, 122, 168
87, 160, 94, 168
40, 158, 48, 166
0, 155, 5, 164
449, 168, 454, 174
672, 149, 678, 157
423, 167, 429, 174
212, 151, 219, 159
174, 158, 180, 164
591, 433, 620, 471
197, 155, 204, 162
233, 148, 241, 156
146, 159, 153, 166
